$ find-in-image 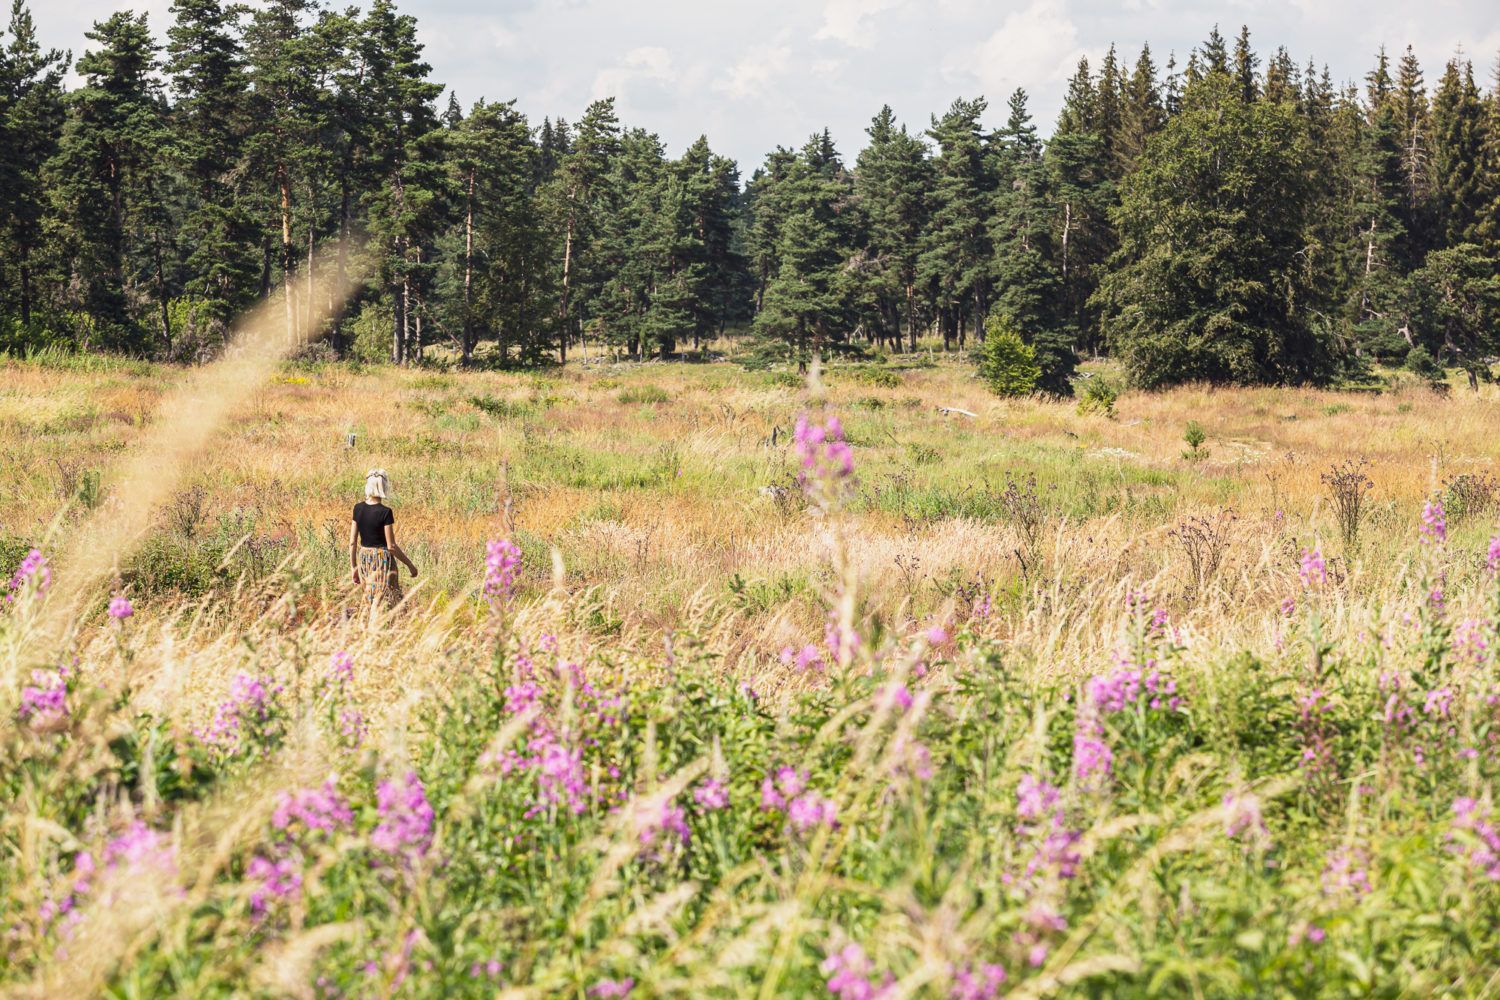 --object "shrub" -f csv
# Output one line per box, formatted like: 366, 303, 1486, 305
1321, 459, 1374, 551
1076, 376, 1119, 417
1183, 420, 1207, 459
1403, 344, 1444, 382
348, 303, 392, 365
976, 318, 1040, 397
